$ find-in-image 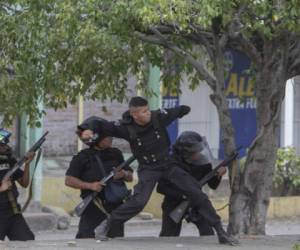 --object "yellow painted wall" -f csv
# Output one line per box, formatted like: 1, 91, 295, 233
41, 177, 300, 220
